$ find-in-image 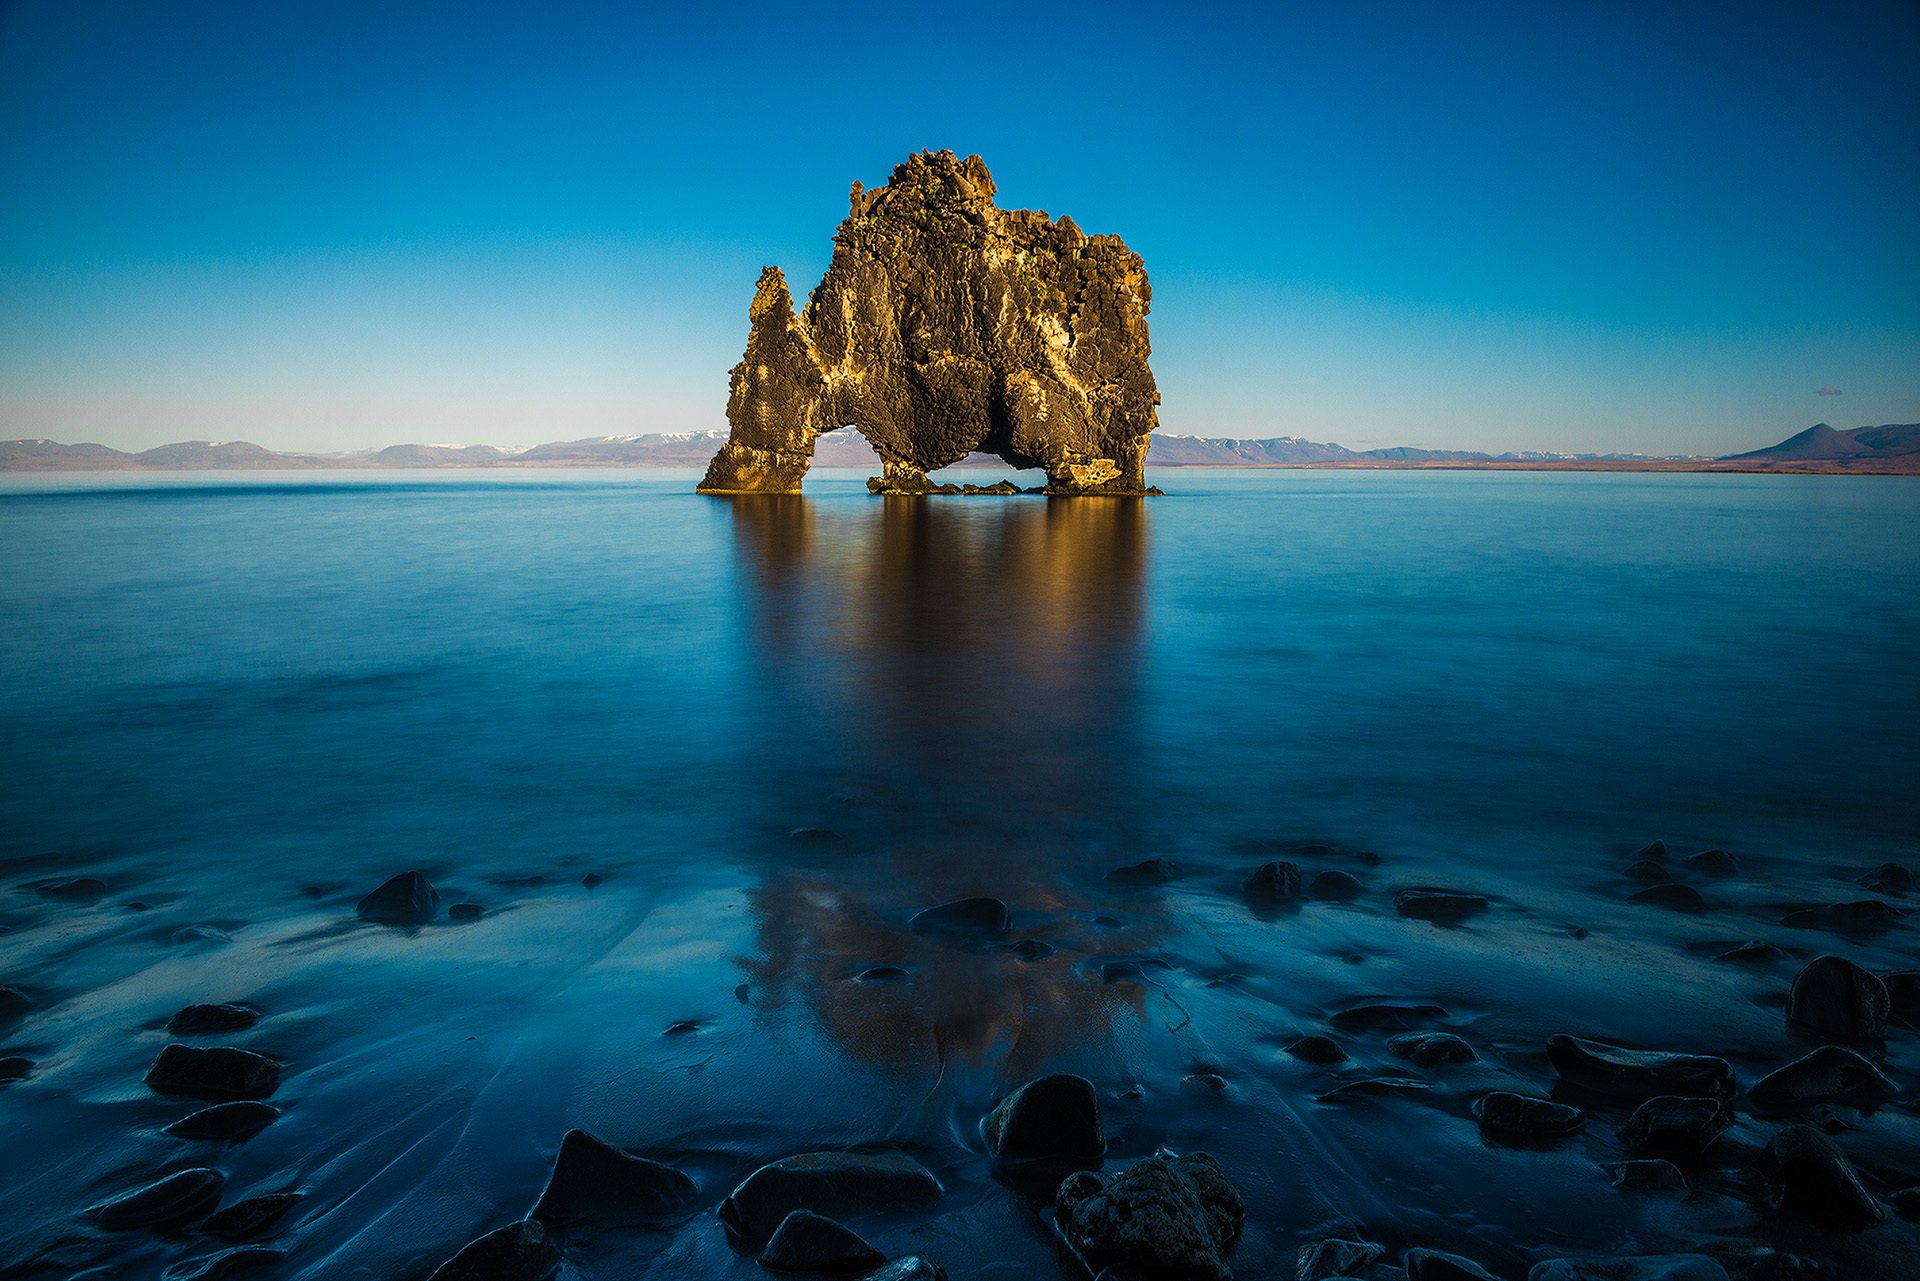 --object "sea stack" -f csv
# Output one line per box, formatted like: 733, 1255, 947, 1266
697, 150, 1160, 496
